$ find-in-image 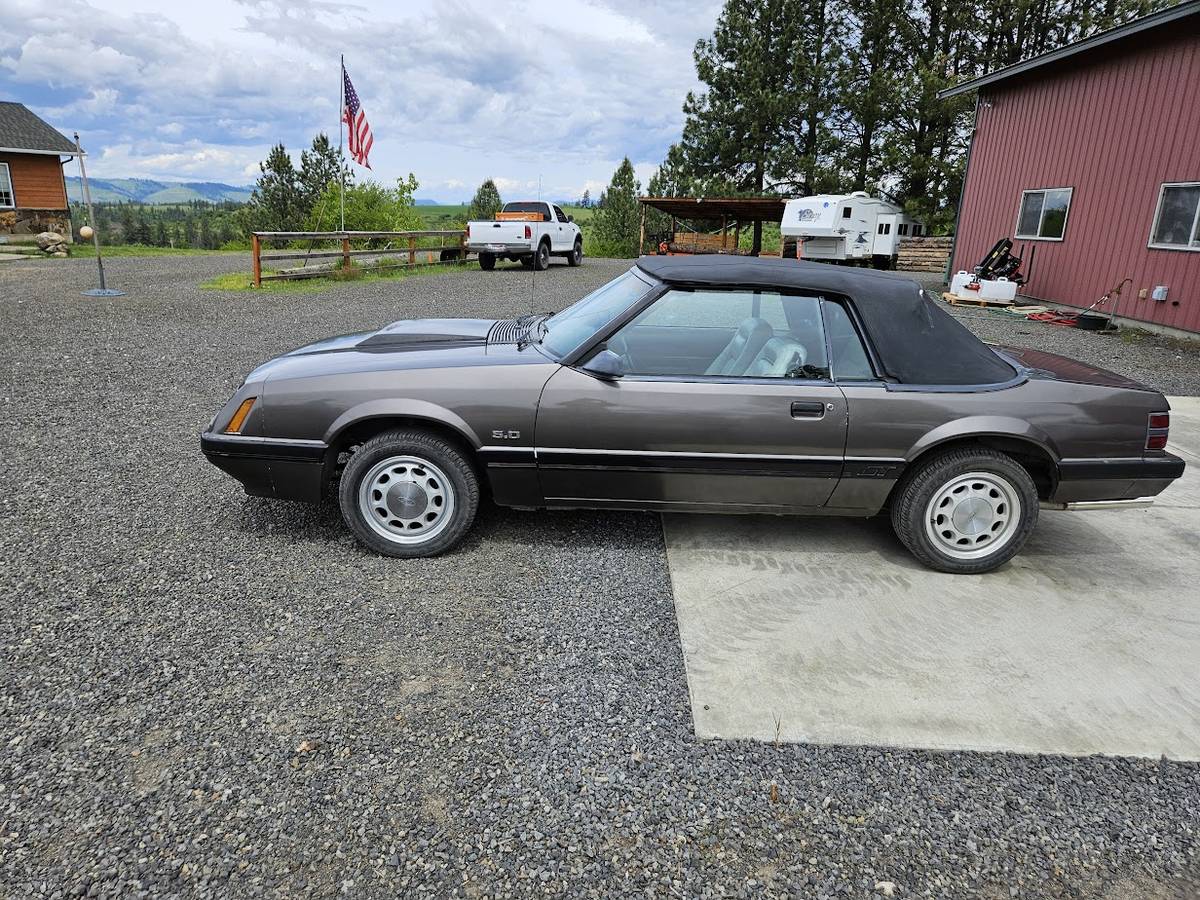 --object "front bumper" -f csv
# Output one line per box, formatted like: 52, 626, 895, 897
201, 432, 328, 503
1051, 453, 1185, 504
